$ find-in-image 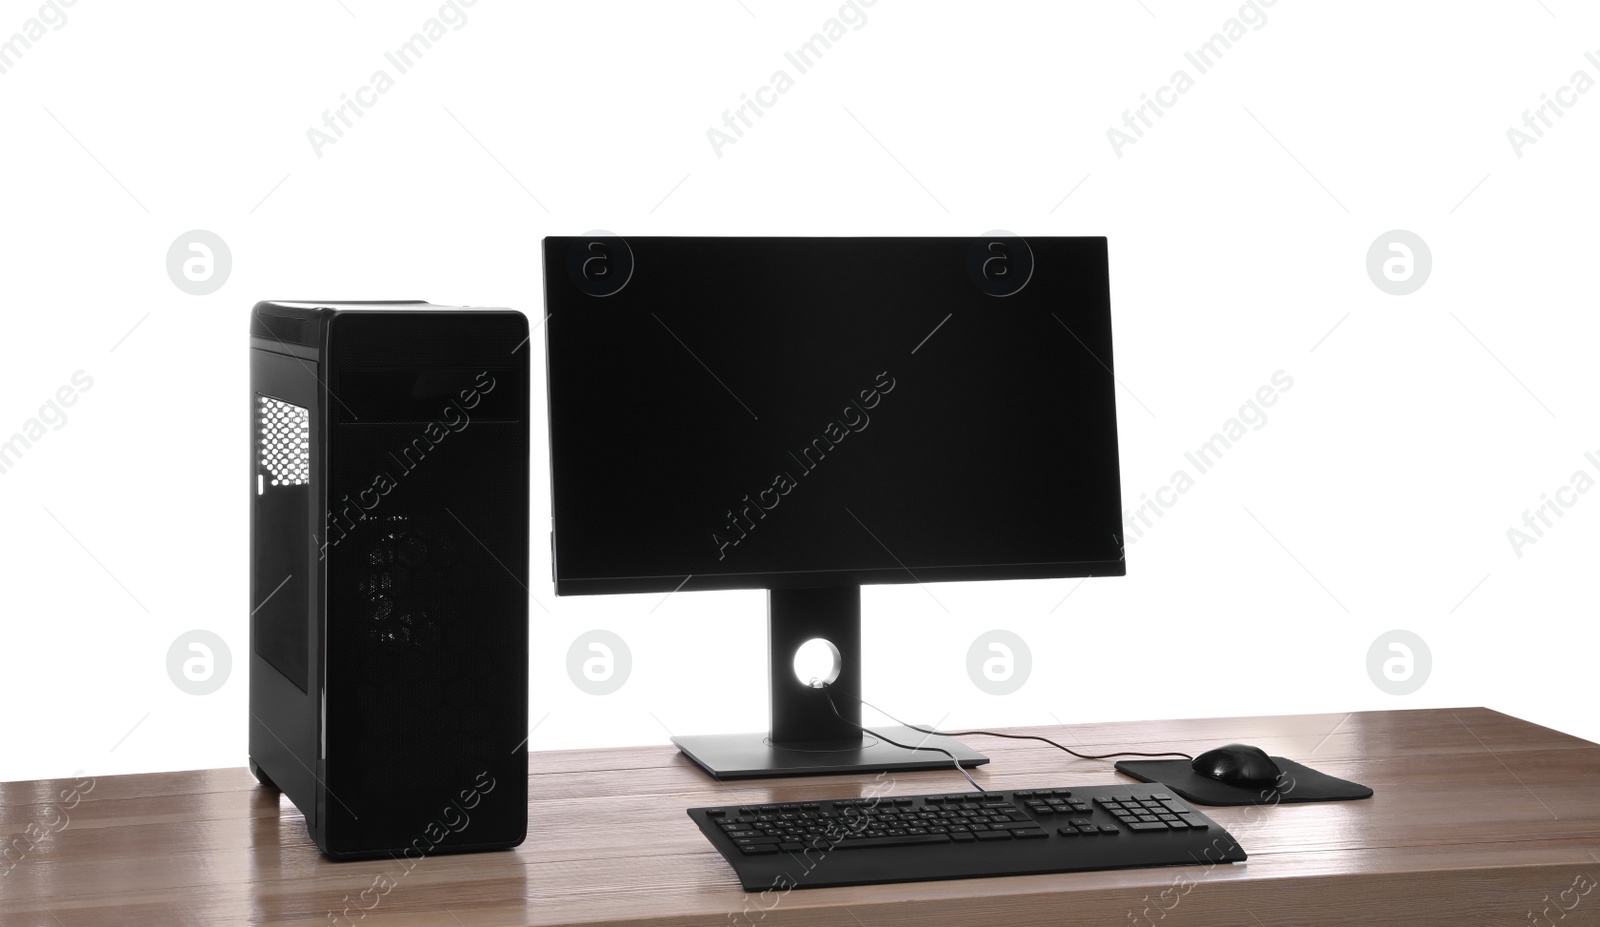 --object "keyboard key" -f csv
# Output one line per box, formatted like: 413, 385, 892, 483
740, 845, 779, 855
839, 834, 951, 850
1013, 829, 1048, 839
1098, 825, 1119, 834
1127, 822, 1170, 832
974, 830, 1012, 842
1178, 815, 1208, 830
706, 808, 727, 817
949, 831, 976, 842
1056, 826, 1079, 837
